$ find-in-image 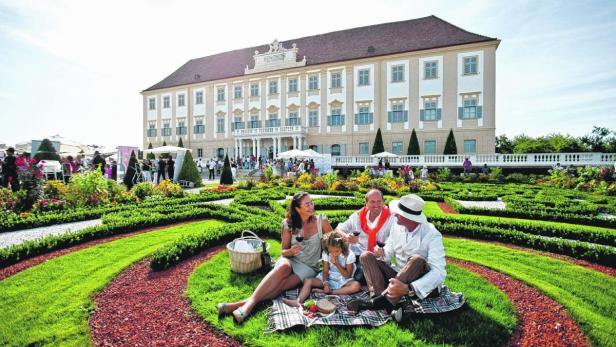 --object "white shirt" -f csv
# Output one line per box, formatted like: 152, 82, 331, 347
383, 222, 446, 300
337, 209, 396, 255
